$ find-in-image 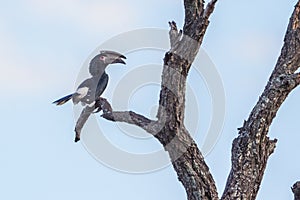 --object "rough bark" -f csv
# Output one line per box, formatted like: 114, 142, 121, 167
99, 1, 219, 199
292, 181, 300, 200
93, 1, 300, 200
221, 1, 300, 199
